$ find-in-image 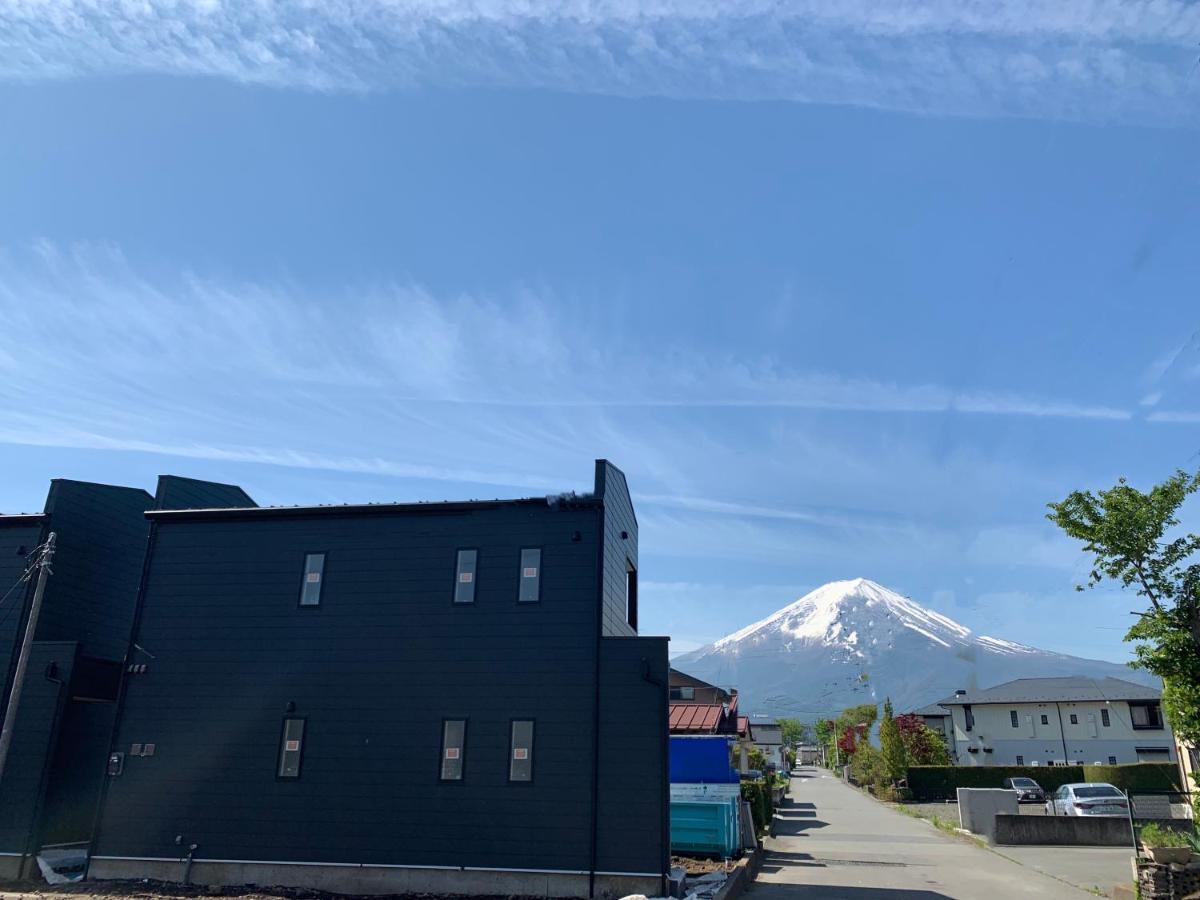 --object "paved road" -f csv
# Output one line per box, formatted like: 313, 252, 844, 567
749, 768, 1093, 900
